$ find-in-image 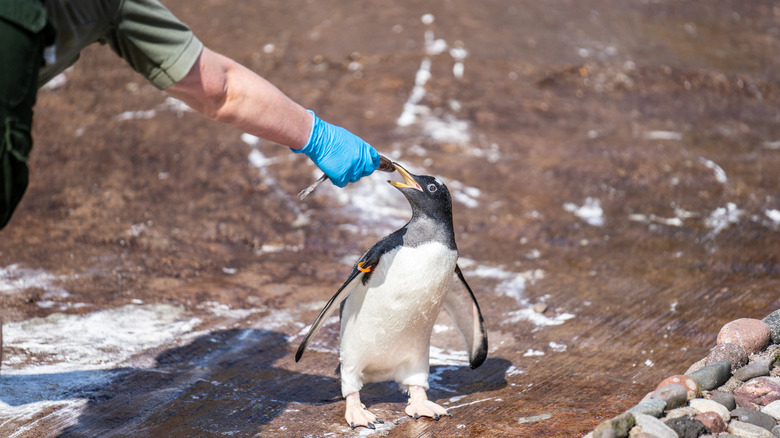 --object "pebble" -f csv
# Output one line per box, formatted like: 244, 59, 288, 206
733, 377, 780, 409
707, 343, 749, 371
711, 391, 738, 411
695, 411, 727, 434
763, 309, 780, 344
717, 318, 772, 355
586, 311, 780, 438
593, 411, 635, 438
532, 302, 548, 313
690, 398, 731, 422
651, 383, 689, 410
761, 400, 780, 421
631, 414, 678, 438
665, 406, 699, 419
730, 407, 776, 431
727, 420, 775, 438
663, 416, 709, 438
688, 360, 732, 391
656, 375, 700, 399
629, 398, 666, 418
734, 363, 771, 382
